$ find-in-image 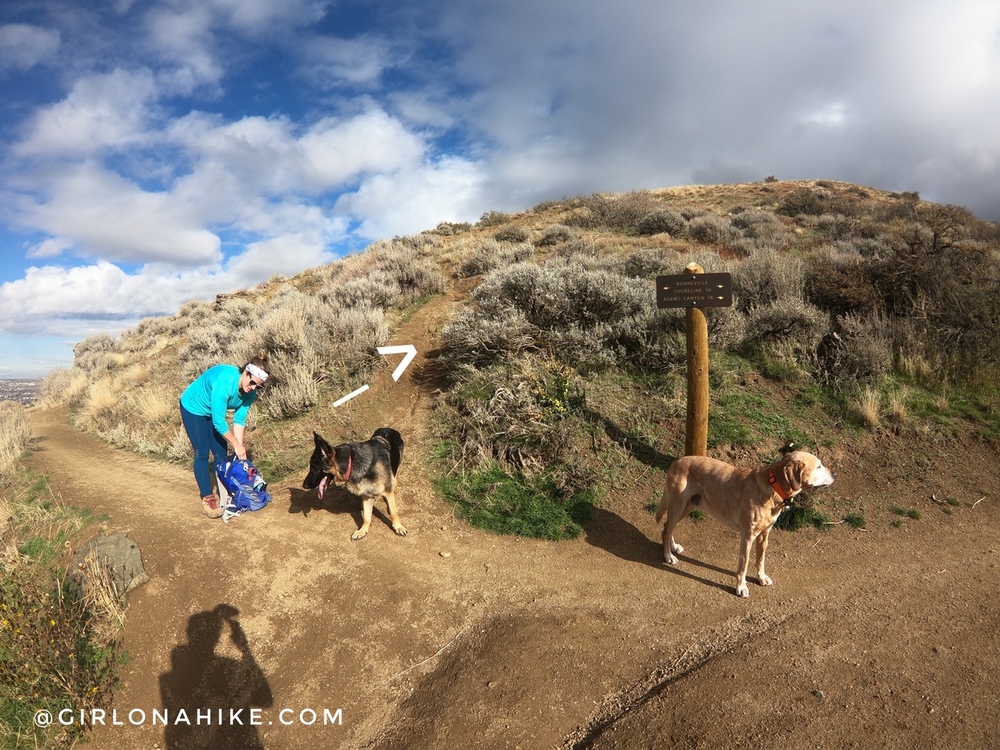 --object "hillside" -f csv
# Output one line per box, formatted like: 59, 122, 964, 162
17, 179, 1000, 748
43, 179, 1000, 497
